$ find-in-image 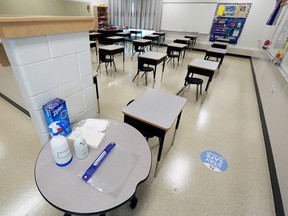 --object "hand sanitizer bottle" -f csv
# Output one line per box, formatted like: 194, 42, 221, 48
49, 122, 73, 166
73, 129, 89, 160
